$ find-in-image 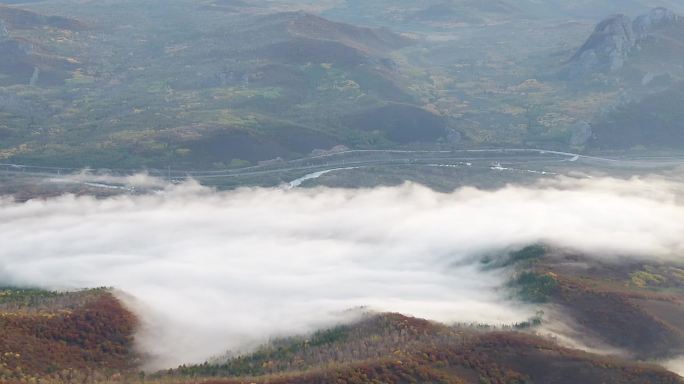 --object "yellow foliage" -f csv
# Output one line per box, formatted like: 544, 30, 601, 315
630, 270, 666, 288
